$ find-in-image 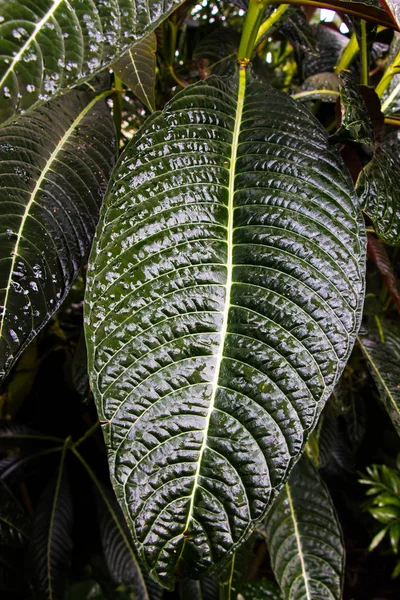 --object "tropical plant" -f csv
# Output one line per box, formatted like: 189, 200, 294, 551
0, 0, 400, 598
